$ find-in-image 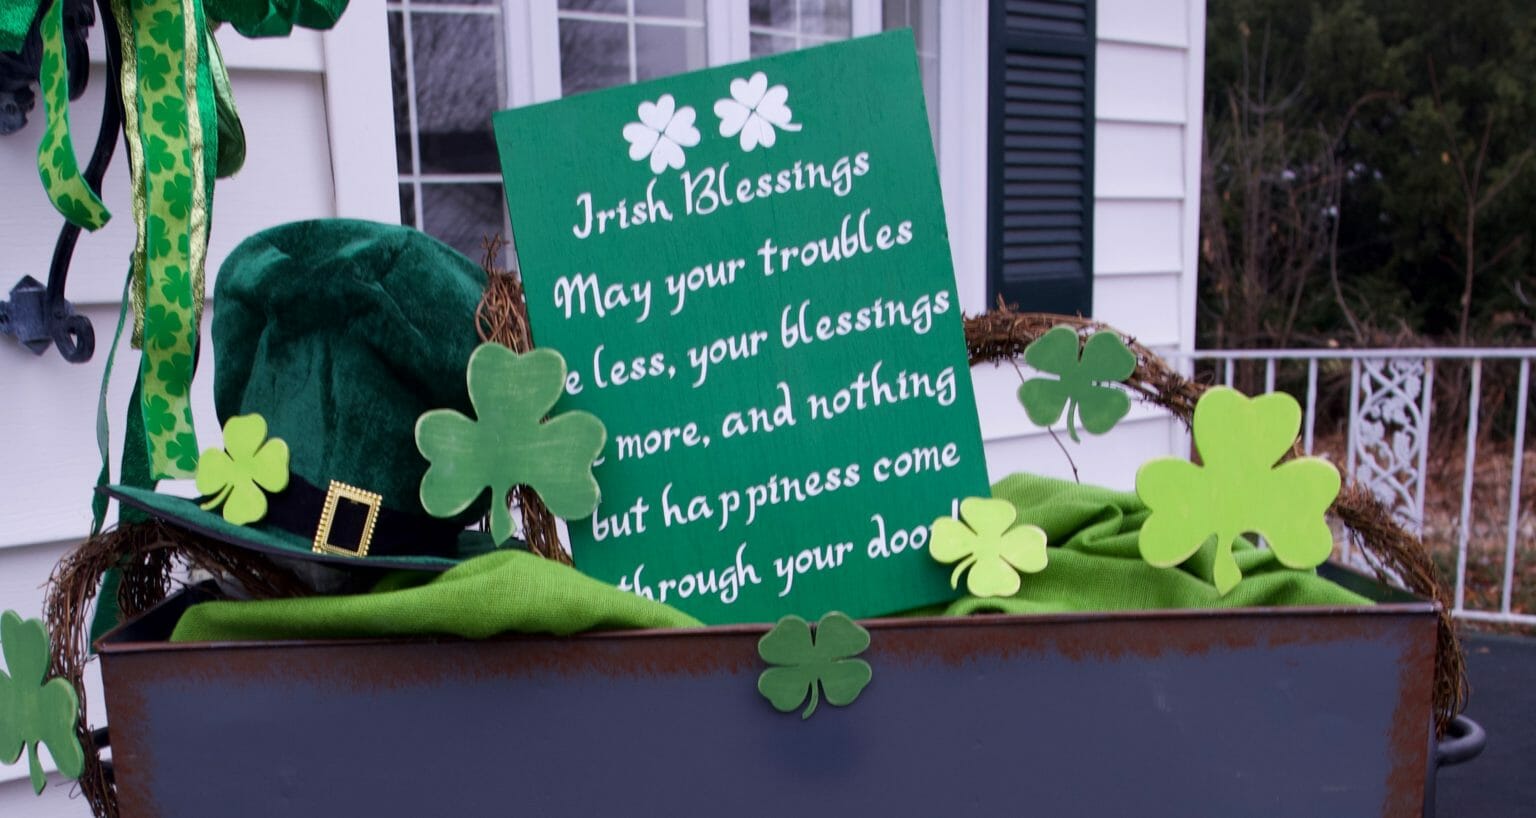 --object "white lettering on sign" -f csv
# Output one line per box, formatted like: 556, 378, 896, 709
571, 178, 674, 239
